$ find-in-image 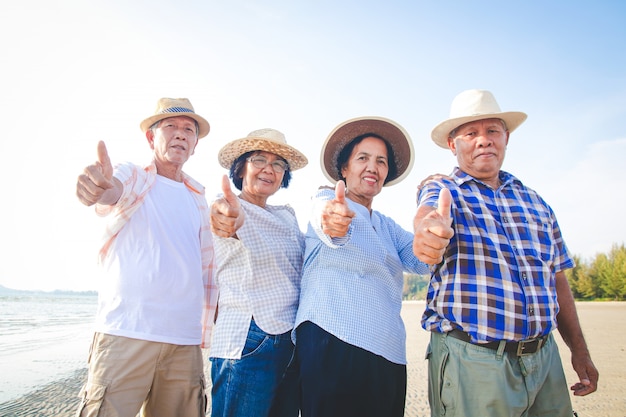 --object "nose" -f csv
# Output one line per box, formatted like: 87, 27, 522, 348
476, 133, 492, 147
365, 160, 377, 172
174, 130, 187, 140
